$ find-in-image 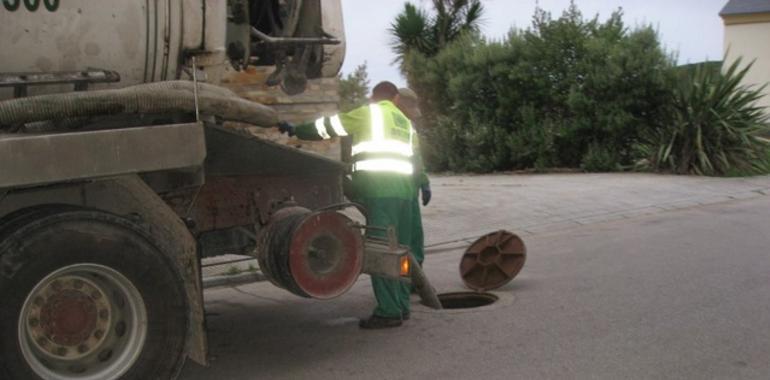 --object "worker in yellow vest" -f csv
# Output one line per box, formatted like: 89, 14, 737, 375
278, 81, 417, 329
